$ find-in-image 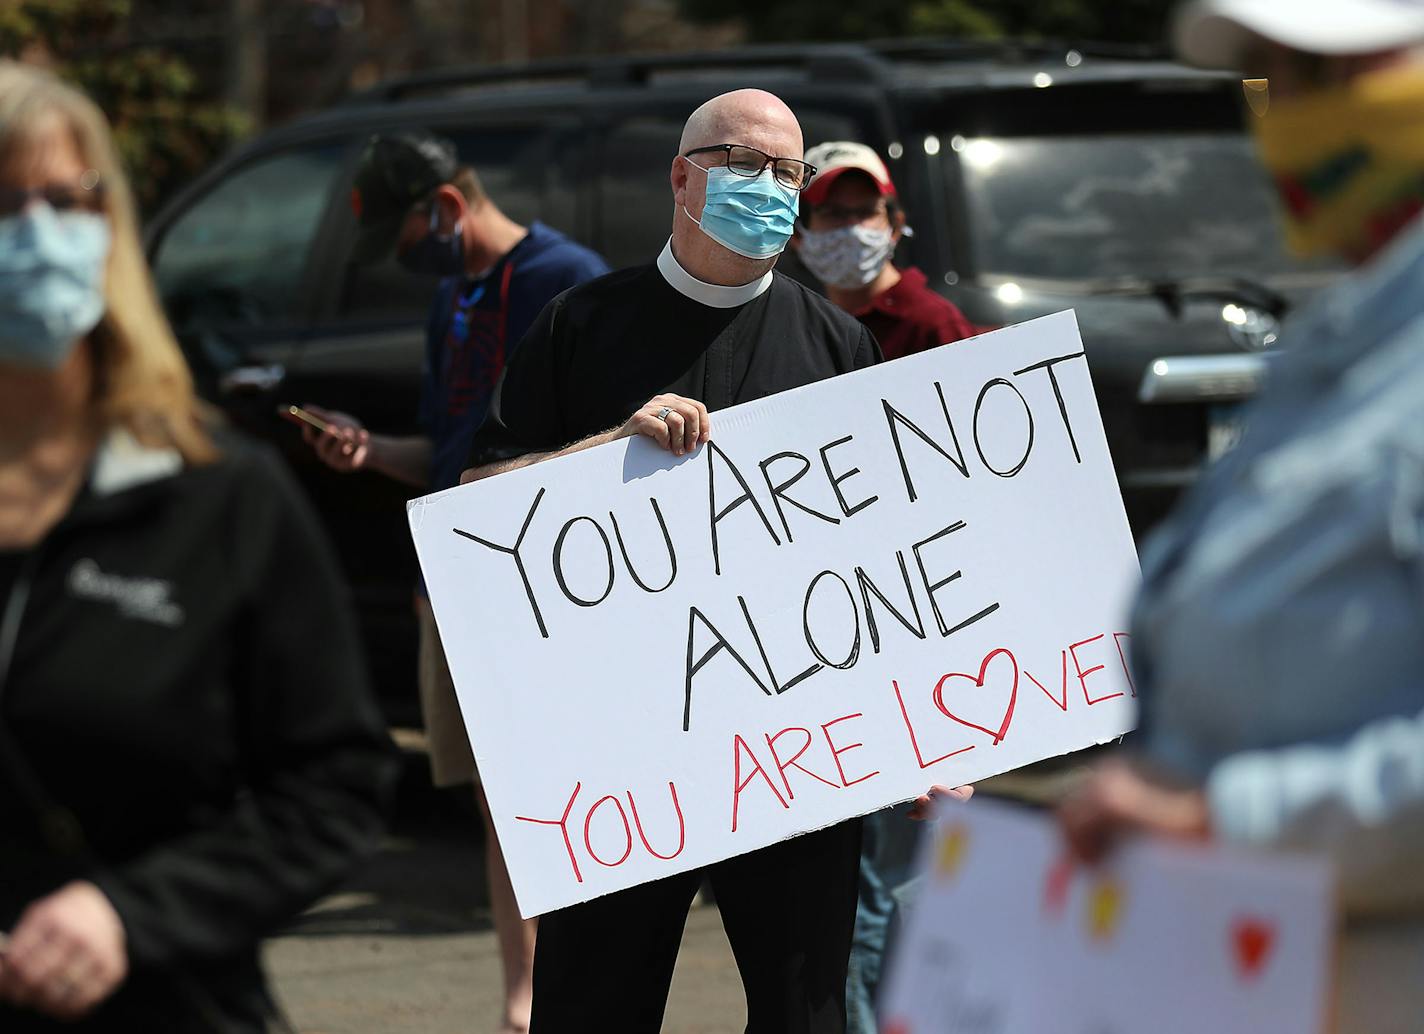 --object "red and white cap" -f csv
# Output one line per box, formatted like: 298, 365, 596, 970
801, 141, 897, 206
1176, 0, 1424, 67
